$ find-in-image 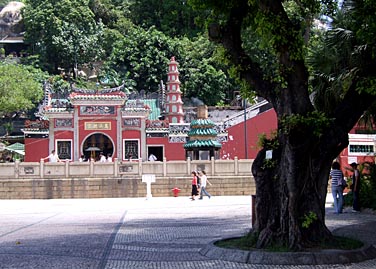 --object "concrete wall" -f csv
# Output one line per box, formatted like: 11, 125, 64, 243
0, 158, 255, 199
